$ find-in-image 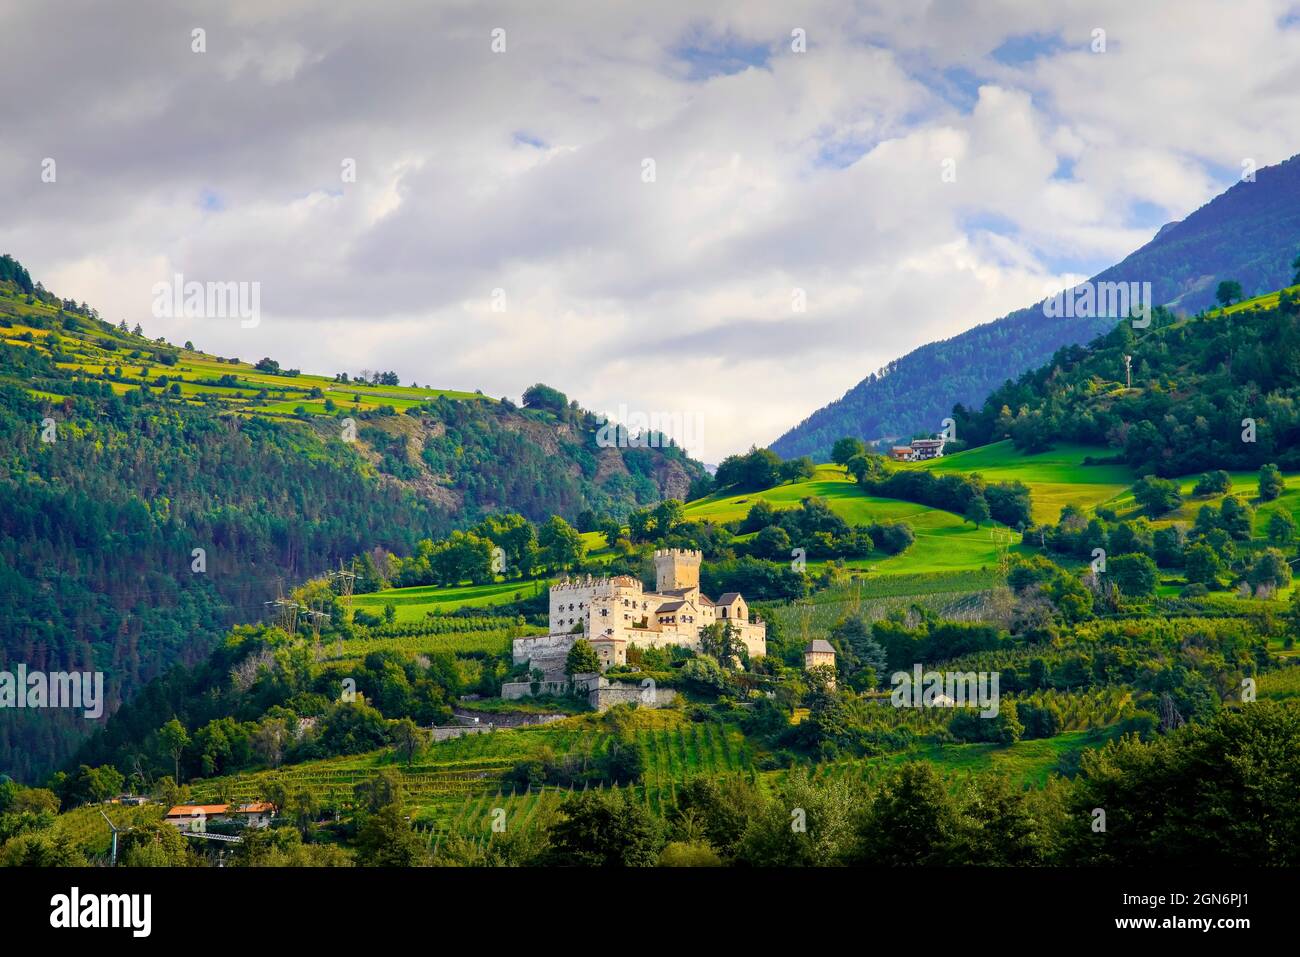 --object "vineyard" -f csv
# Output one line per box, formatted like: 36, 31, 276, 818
52, 802, 168, 860
766, 573, 1002, 646
1259, 666, 1300, 701
415, 721, 1127, 849
187, 711, 760, 830
323, 614, 530, 661
1014, 687, 1136, 731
